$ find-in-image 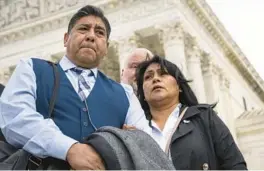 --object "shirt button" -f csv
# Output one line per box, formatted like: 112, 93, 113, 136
82, 108, 87, 112
83, 122, 88, 126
